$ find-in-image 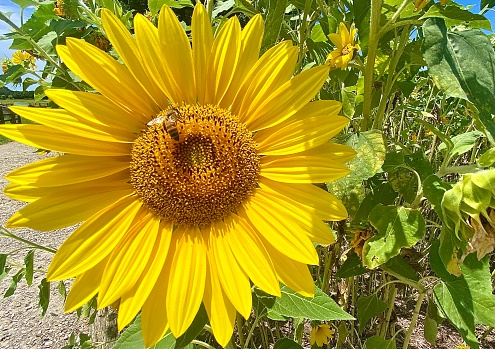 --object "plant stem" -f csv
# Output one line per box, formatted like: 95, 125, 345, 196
402, 292, 425, 349
236, 313, 245, 347
380, 283, 397, 338
361, 0, 382, 131
295, 0, 313, 72
192, 340, 219, 349
0, 226, 56, 254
